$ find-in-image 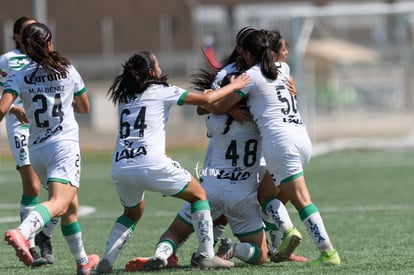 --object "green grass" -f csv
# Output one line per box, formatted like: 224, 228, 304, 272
1, 147, 414, 274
